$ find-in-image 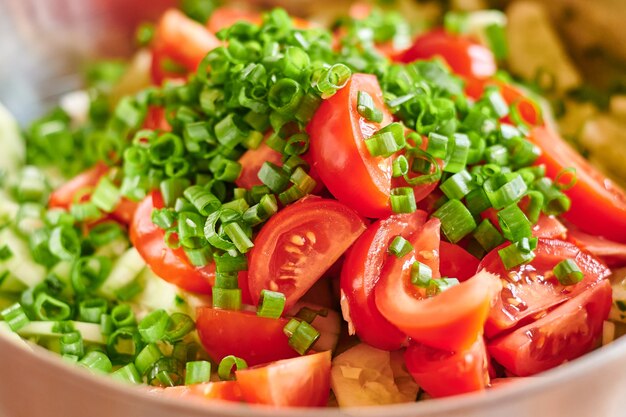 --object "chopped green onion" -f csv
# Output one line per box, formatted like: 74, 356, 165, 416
184, 245, 213, 267
223, 222, 254, 253
498, 238, 538, 269
178, 212, 207, 249
61, 331, 84, 357
185, 361, 212, 385
79, 351, 112, 374
444, 133, 470, 173
49, 225, 81, 260
164, 313, 195, 342
485, 144, 509, 167
427, 133, 449, 159
34, 293, 72, 321
357, 90, 384, 123
1, 303, 30, 331
483, 173, 528, 210
71, 256, 112, 295
364, 123, 406, 158
91, 177, 121, 213
218, 355, 248, 381
138, 309, 171, 343
214, 252, 248, 273
149, 133, 184, 165
283, 319, 320, 355
392, 155, 409, 177
135, 343, 163, 375
485, 23, 508, 60
473, 219, 505, 252
426, 278, 460, 297
78, 298, 108, 323
388, 236, 413, 258
183, 185, 221, 216
257, 290, 286, 319
432, 199, 477, 243
411, 261, 433, 287
111, 304, 136, 328
284, 133, 310, 156
160, 178, 191, 208
497, 204, 532, 242
440, 170, 476, 200
465, 188, 492, 217
533, 177, 571, 216
107, 327, 143, 363
258, 162, 290, 193
112, 363, 143, 384
390, 187, 417, 213
553, 259, 584, 286
212, 288, 242, 310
